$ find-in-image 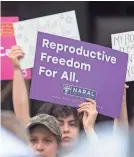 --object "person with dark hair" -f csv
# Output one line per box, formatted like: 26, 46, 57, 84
37, 102, 98, 157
